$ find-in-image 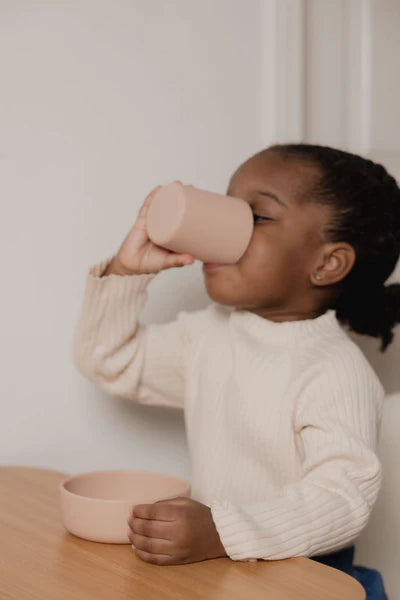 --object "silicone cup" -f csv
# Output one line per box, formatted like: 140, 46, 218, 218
146, 182, 254, 264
